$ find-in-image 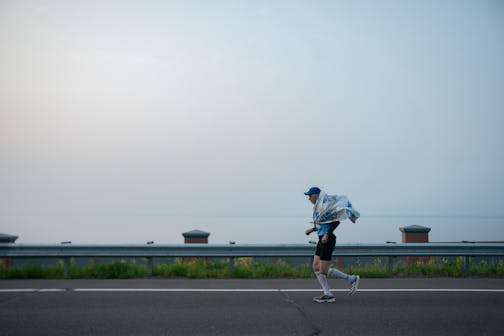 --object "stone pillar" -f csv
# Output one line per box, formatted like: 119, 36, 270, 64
399, 225, 431, 264
400, 225, 431, 243
182, 230, 210, 263
182, 230, 210, 244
